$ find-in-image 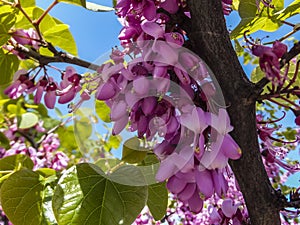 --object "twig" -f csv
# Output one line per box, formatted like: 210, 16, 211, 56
15, 44, 100, 71
34, 0, 59, 26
